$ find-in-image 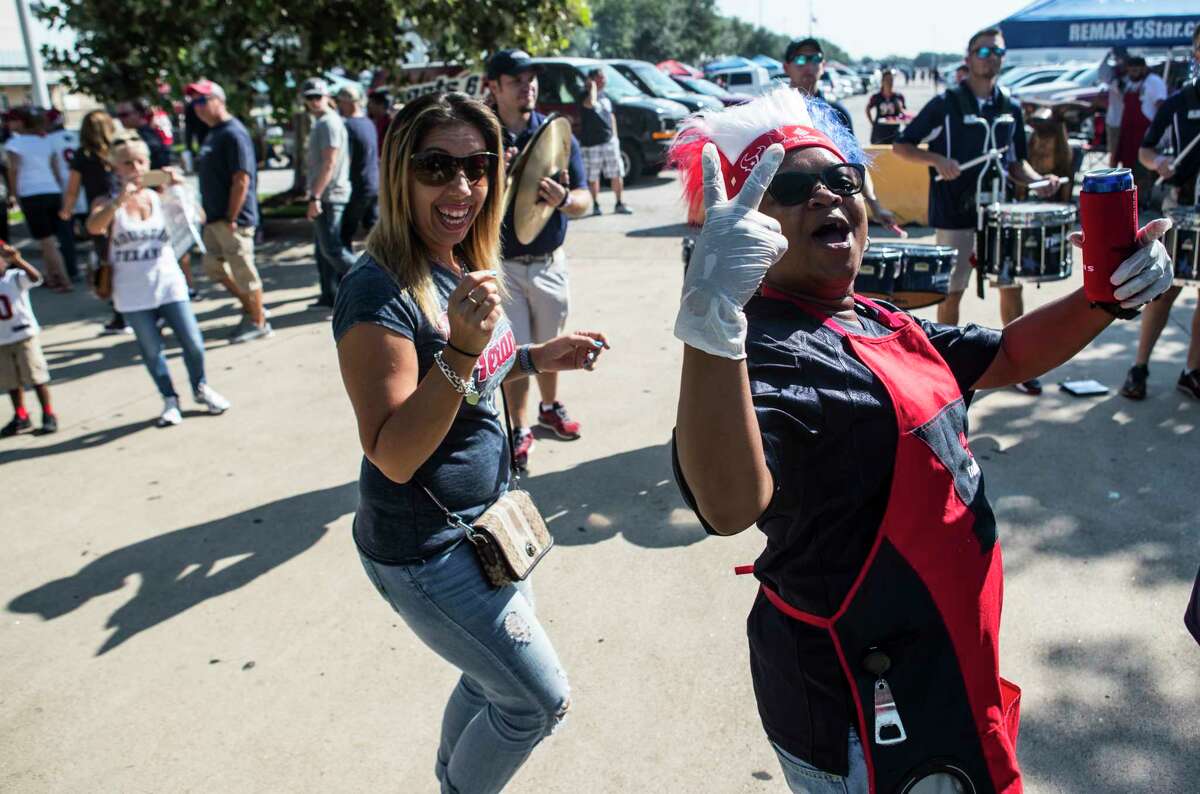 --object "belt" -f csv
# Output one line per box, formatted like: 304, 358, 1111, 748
505, 251, 557, 265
